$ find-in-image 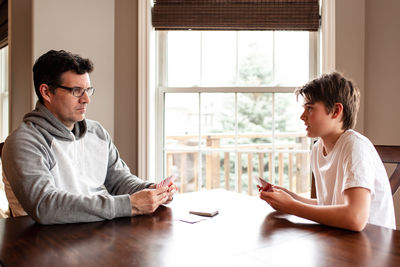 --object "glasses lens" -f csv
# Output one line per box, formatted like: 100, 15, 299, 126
72, 87, 94, 97
87, 87, 95, 96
